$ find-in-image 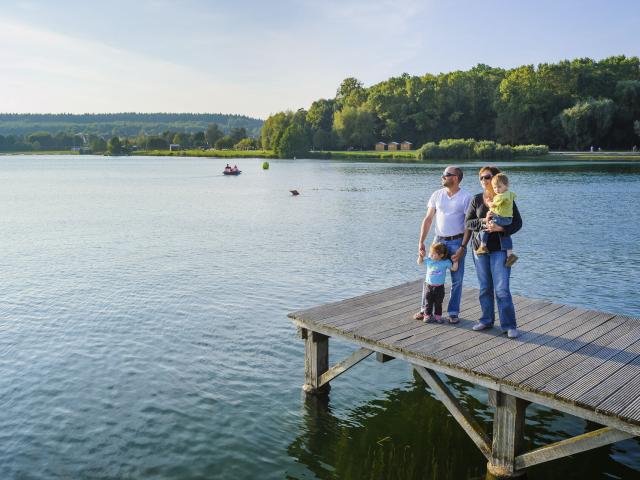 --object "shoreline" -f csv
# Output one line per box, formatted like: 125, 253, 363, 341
1, 149, 639, 162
